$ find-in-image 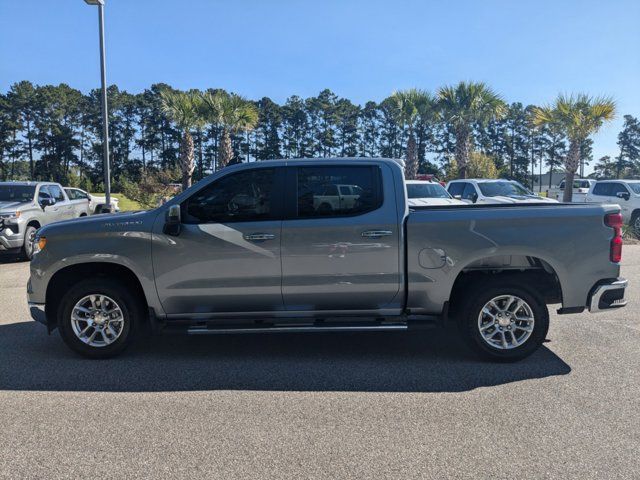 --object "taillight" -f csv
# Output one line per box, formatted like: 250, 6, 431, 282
605, 213, 623, 263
